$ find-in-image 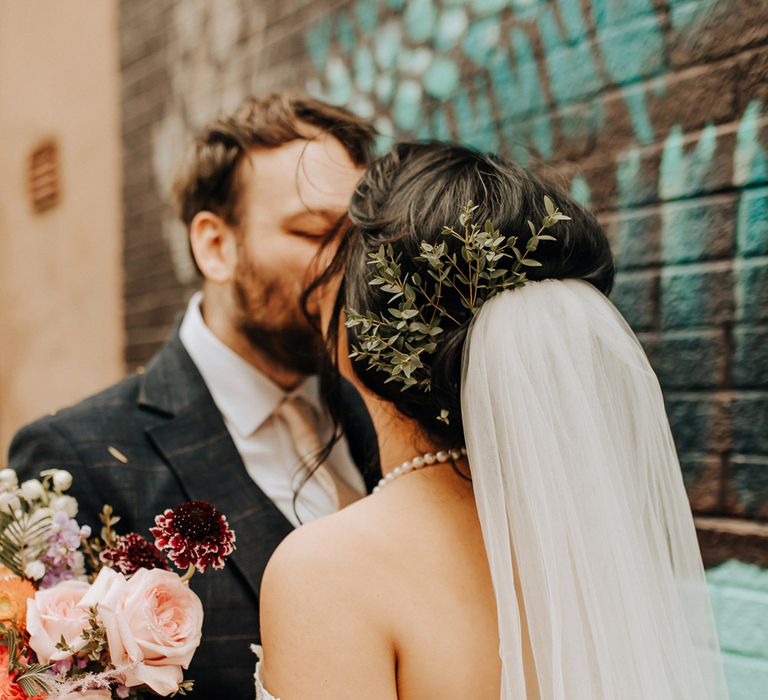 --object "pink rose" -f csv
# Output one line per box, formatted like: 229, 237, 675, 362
26, 580, 90, 663
81, 567, 203, 695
